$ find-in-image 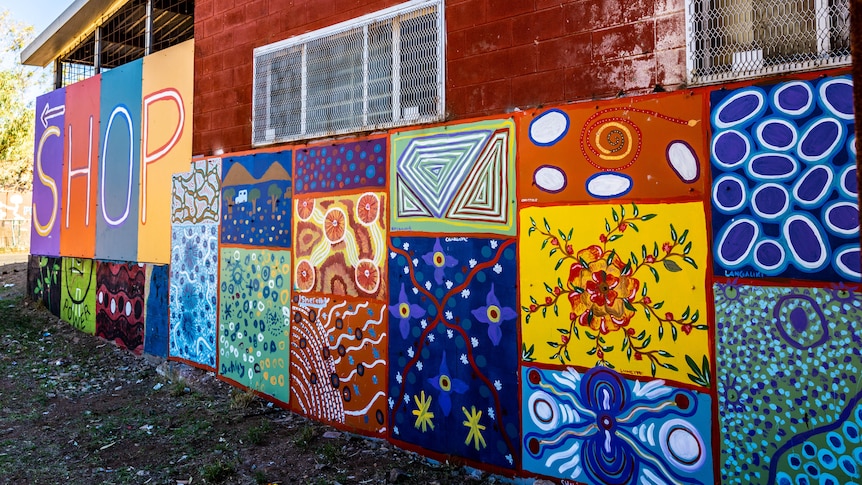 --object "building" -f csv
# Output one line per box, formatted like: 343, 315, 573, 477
23, 0, 860, 483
